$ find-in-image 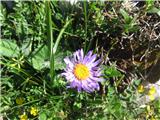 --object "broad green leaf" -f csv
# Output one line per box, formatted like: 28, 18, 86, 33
30, 45, 49, 70
0, 39, 20, 57
30, 45, 71, 70
39, 112, 47, 120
